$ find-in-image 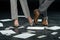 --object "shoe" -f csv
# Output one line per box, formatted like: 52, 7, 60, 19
13, 19, 19, 28
34, 9, 40, 24
42, 17, 48, 26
